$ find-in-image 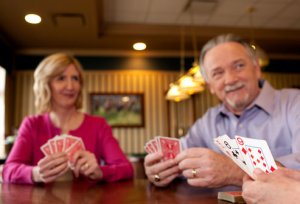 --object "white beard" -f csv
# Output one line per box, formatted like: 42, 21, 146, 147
225, 92, 250, 111
224, 82, 250, 111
